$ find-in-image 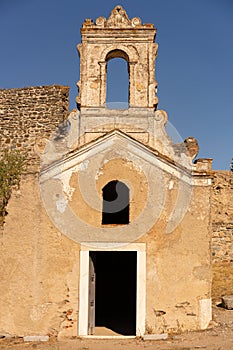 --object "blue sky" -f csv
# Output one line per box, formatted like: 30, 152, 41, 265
0, 0, 232, 169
